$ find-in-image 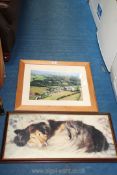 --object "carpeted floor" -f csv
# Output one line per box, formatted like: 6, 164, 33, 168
0, 0, 117, 174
